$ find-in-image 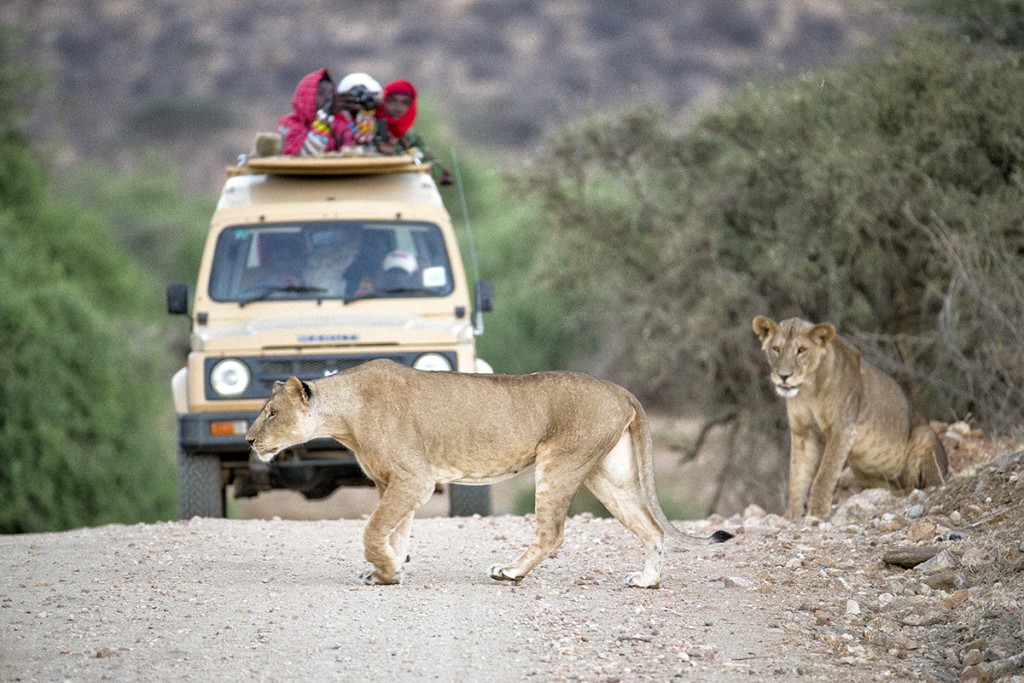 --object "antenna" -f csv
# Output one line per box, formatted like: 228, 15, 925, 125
450, 148, 486, 336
